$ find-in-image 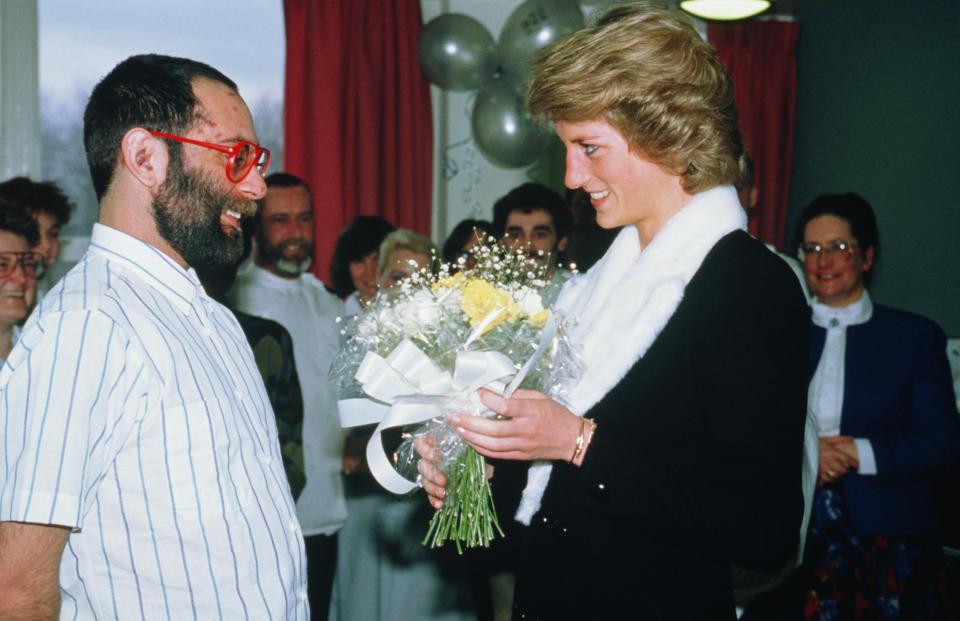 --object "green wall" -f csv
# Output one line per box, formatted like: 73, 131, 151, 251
787, 0, 960, 334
